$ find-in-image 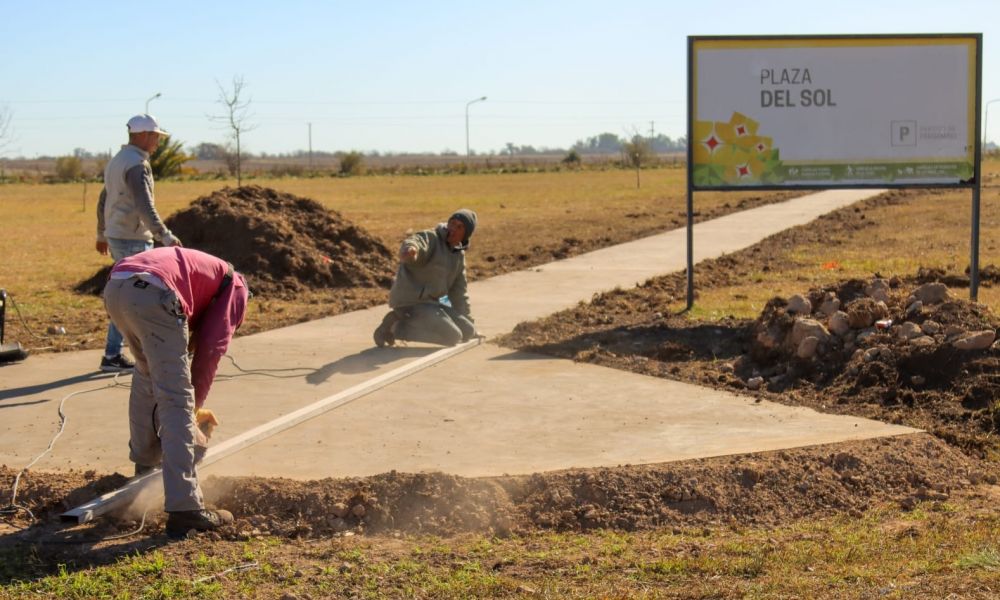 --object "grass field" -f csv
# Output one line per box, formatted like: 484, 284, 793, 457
0, 166, 795, 352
